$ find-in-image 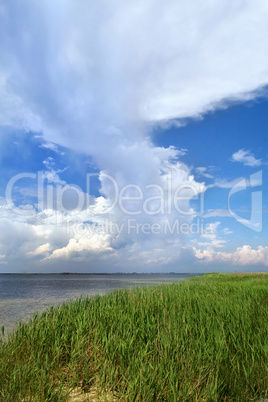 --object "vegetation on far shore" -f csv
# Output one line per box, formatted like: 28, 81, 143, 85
0, 273, 267, 401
